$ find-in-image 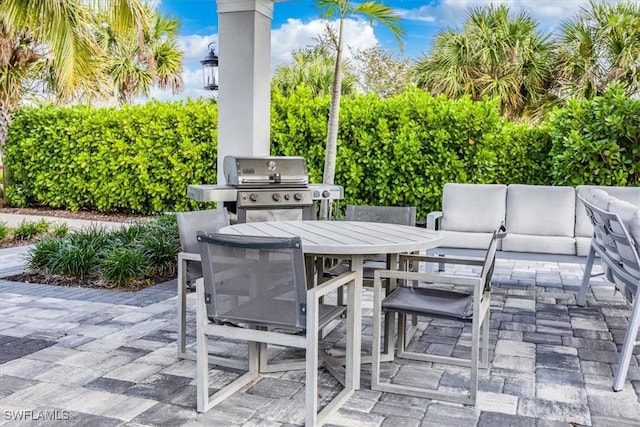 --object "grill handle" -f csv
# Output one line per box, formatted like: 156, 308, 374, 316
240, 178, 308, 184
